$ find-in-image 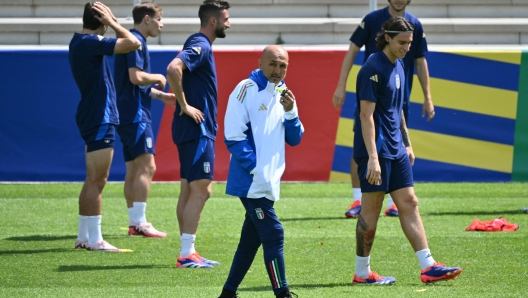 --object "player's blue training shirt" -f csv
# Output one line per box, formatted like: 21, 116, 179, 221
354, 51, 407, 160
351, 6, 428, 101
172, 33, 218, 145
114, 29, 152, 125
69, 33, 118, 131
